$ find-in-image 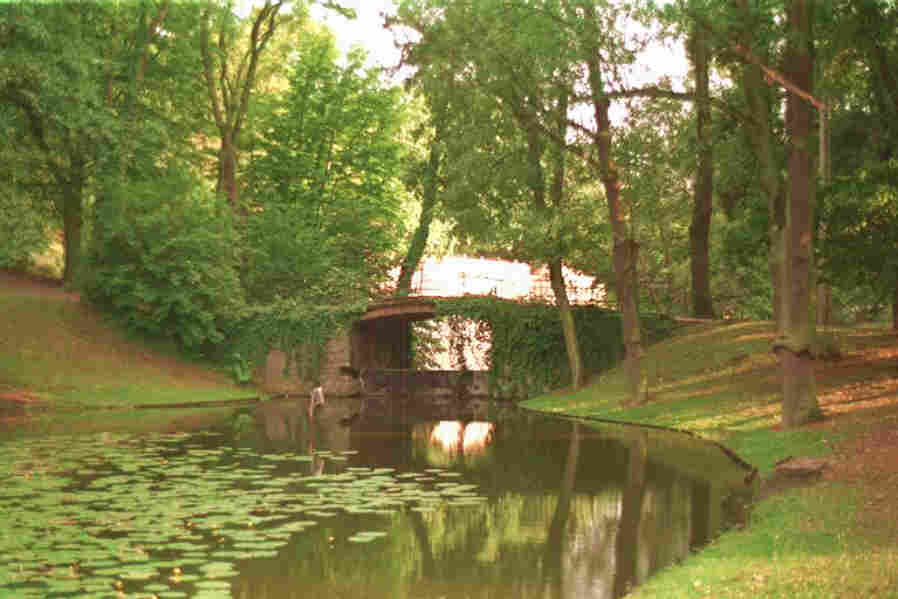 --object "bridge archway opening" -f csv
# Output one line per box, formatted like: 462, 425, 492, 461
350, 298, 490, 397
